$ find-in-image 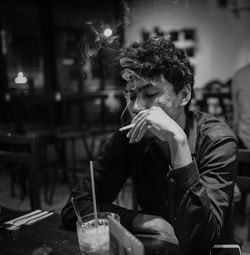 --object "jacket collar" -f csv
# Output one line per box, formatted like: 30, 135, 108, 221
185, 111, 197, 156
